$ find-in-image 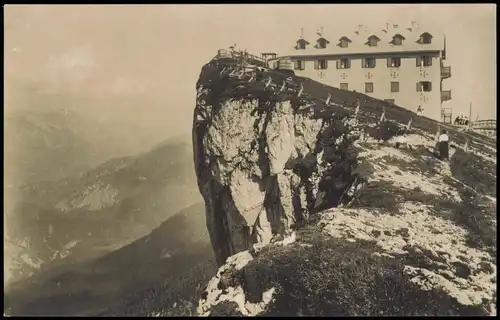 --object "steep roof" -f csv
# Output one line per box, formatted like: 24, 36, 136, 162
280, 24, 445, 58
